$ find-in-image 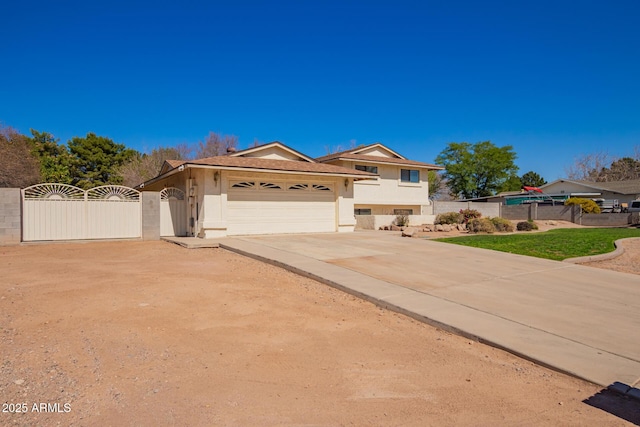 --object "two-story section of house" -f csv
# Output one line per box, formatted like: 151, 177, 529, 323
316, 143, 443, 216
